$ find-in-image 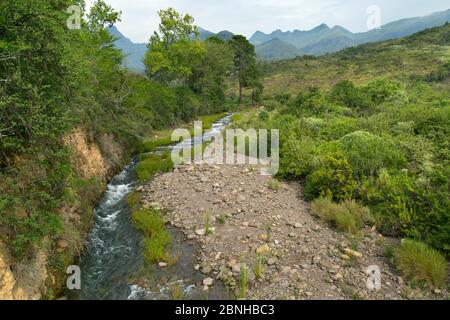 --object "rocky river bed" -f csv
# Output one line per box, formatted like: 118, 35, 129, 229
136, 144, 448, 300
